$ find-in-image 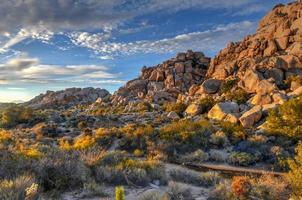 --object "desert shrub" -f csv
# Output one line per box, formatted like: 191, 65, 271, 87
95, 153, 166, 186
0, 129, 12, 144
133, 149, 144, 157
228, 152, 256, 166
208, 181, 234, 200
59, 134, 96, 150
79, 147, 104, 167
167, 181, 194, 200
0, 174, 39, 200
179, 149, 209, 163
209, 150, 228, 163
34, 150, 90, 191
209, 131, 229, 148
231, 176, 251, 198
118, 124, 154, 152
220, 78, 239, 94
0, 106, 41, 128
199, 96, 216, 114
220, 122, 246, 144
225, 88, 249, 104
17, 146, 43, 159
139, 190, 167, 200
250, 174, 290, 200
115, 186, 125, 200
82, 181, 107, 198
169, 168, 219, 187
159, 120, 211, 154
163, 102, 187, 115
287, 142, 302, 199
264, 95, 302, 139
